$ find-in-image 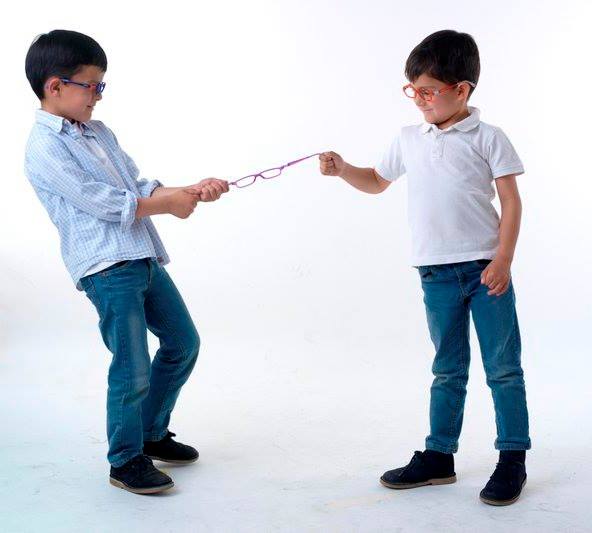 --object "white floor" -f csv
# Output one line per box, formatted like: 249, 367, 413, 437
2, 324, 590, 533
